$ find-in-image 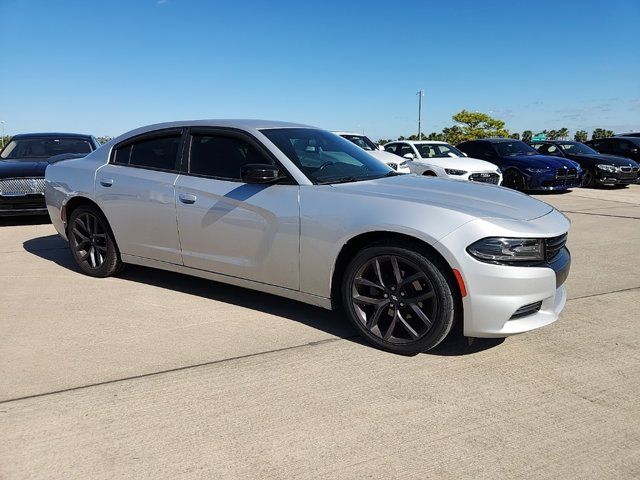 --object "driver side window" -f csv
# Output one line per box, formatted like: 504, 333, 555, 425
398, 144, 415, 158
